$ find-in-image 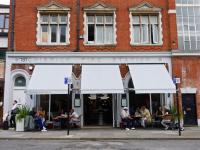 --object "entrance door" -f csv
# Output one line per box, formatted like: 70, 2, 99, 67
84, 94, 113, 126
182, 94, 197, 125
